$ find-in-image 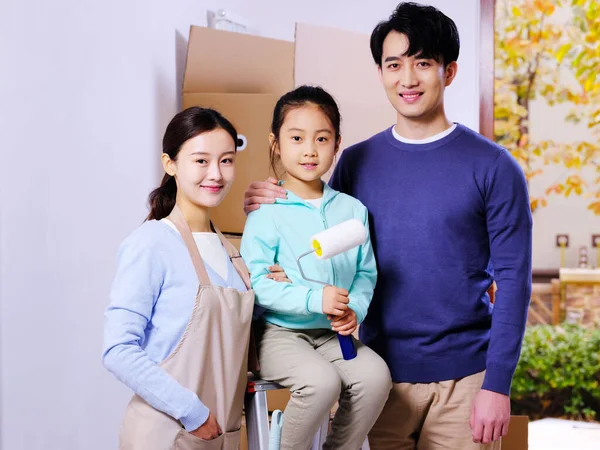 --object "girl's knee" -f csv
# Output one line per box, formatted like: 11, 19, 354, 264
313, 373, 342, 401
296, 366, 341, 403
357, 356, 392, 398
